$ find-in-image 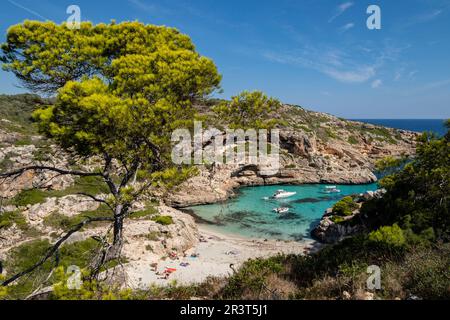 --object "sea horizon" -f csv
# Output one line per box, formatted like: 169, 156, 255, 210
351, 118, 447, 136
